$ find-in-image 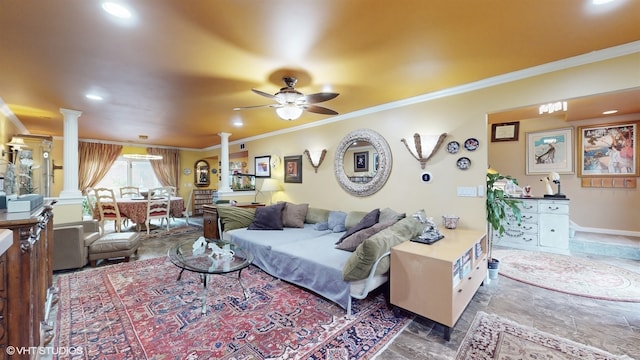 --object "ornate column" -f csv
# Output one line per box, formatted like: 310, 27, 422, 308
58, 108, 83, 199
217, 132, 232, 193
